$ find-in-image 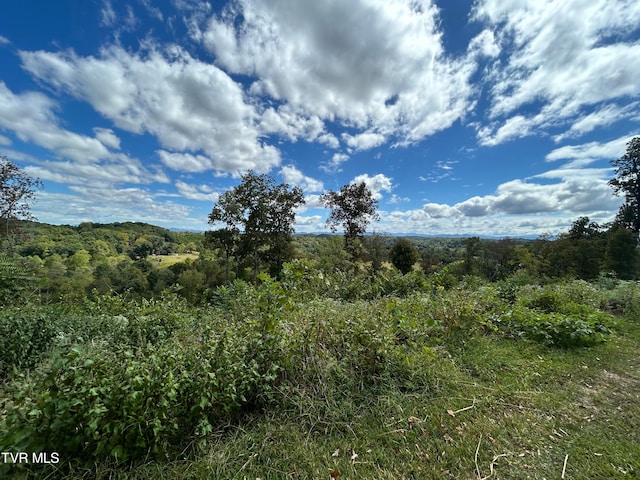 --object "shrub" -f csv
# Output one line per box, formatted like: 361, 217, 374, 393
0, 314, 284, 464
491, 305, 613, 347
